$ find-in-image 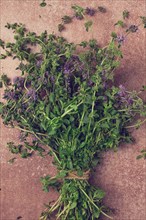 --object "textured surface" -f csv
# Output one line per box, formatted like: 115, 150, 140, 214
0, 0, 146, 220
